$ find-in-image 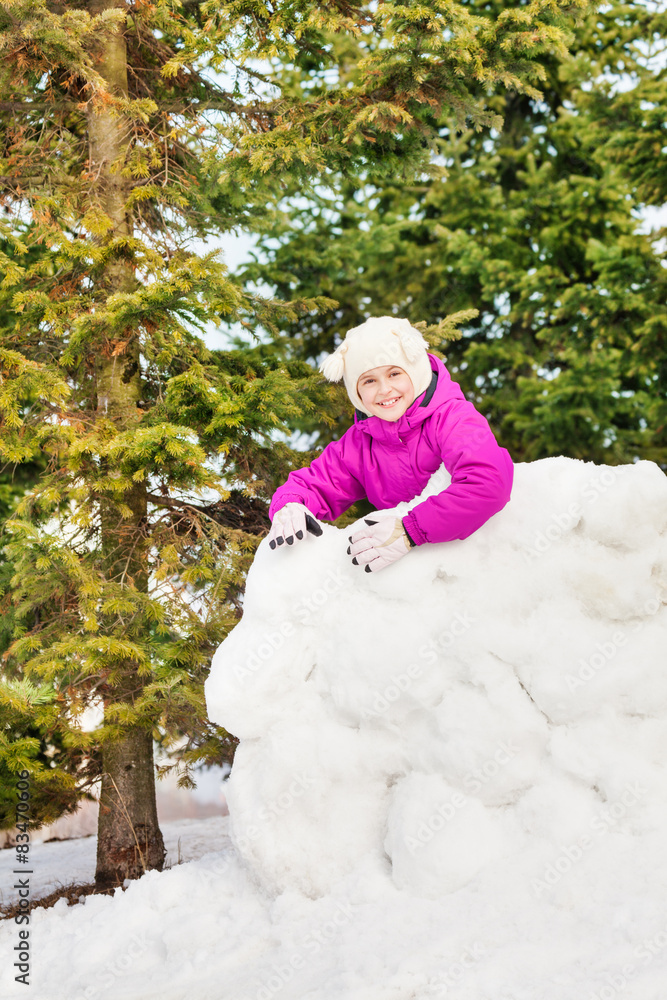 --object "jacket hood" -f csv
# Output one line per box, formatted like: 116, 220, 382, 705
353, 354, 461, 440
